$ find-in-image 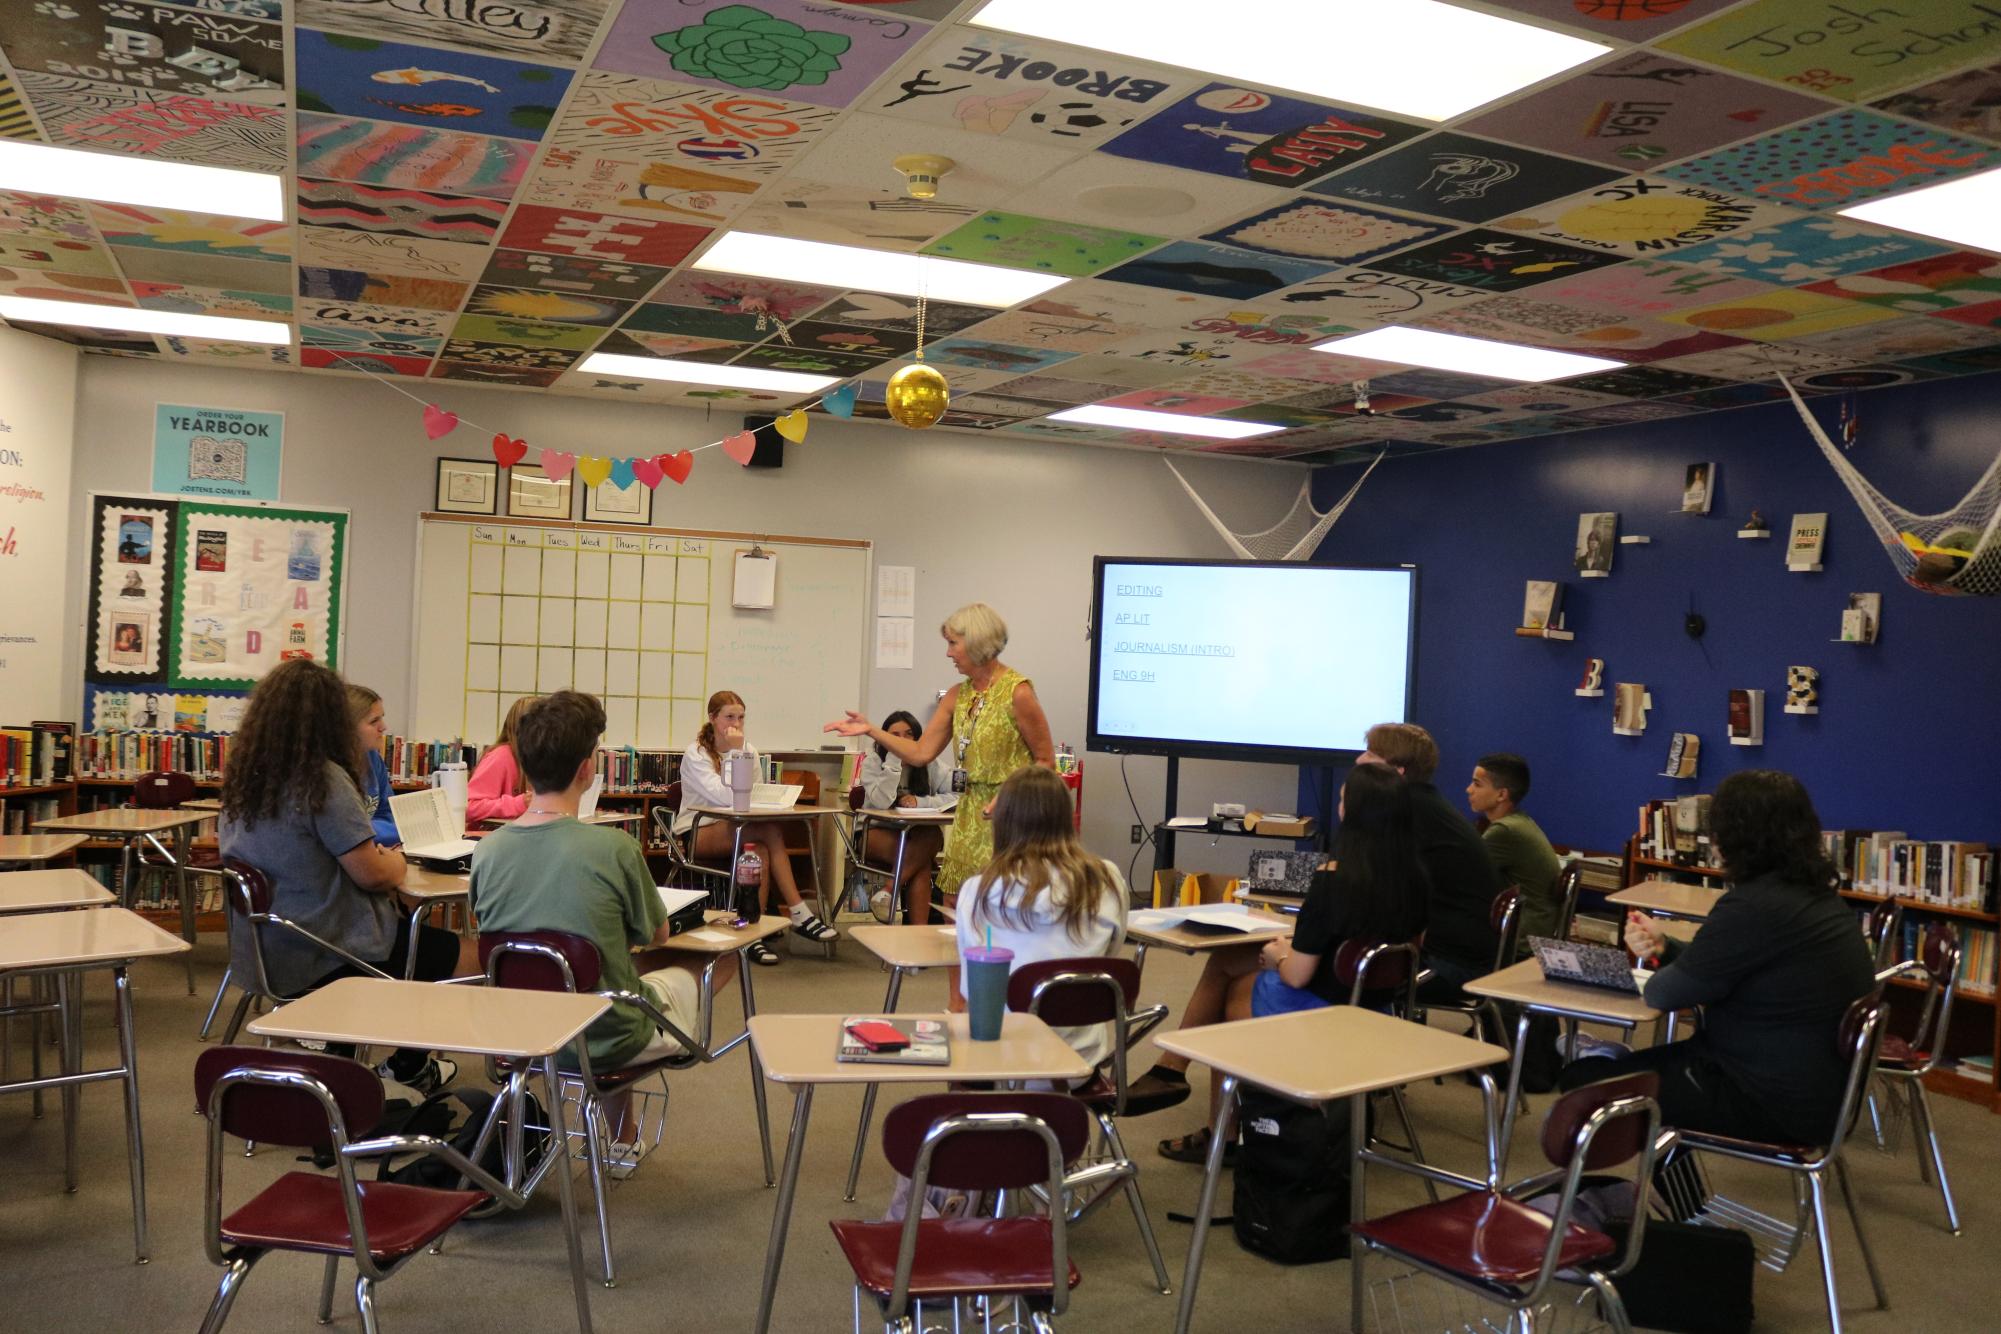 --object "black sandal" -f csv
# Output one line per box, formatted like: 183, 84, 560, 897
1158, 1127, 1238, 1166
